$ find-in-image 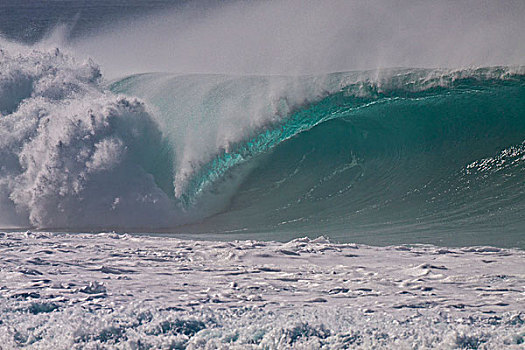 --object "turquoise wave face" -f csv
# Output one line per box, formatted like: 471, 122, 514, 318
111, 68, 525, 247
